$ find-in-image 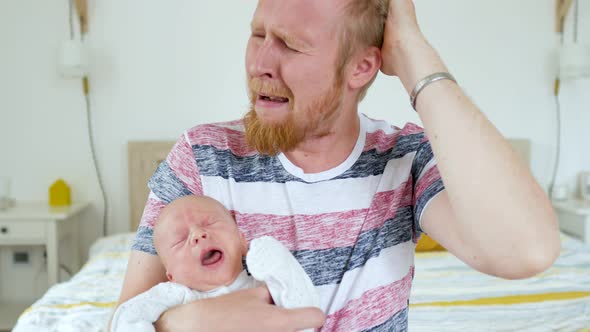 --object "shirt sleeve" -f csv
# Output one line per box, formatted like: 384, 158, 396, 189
411, 136, 445, 236
131, 133, 203, 255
